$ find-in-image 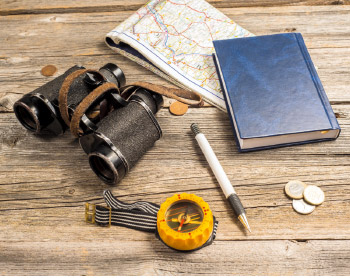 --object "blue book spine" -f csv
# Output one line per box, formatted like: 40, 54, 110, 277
294, 33, 340, 132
